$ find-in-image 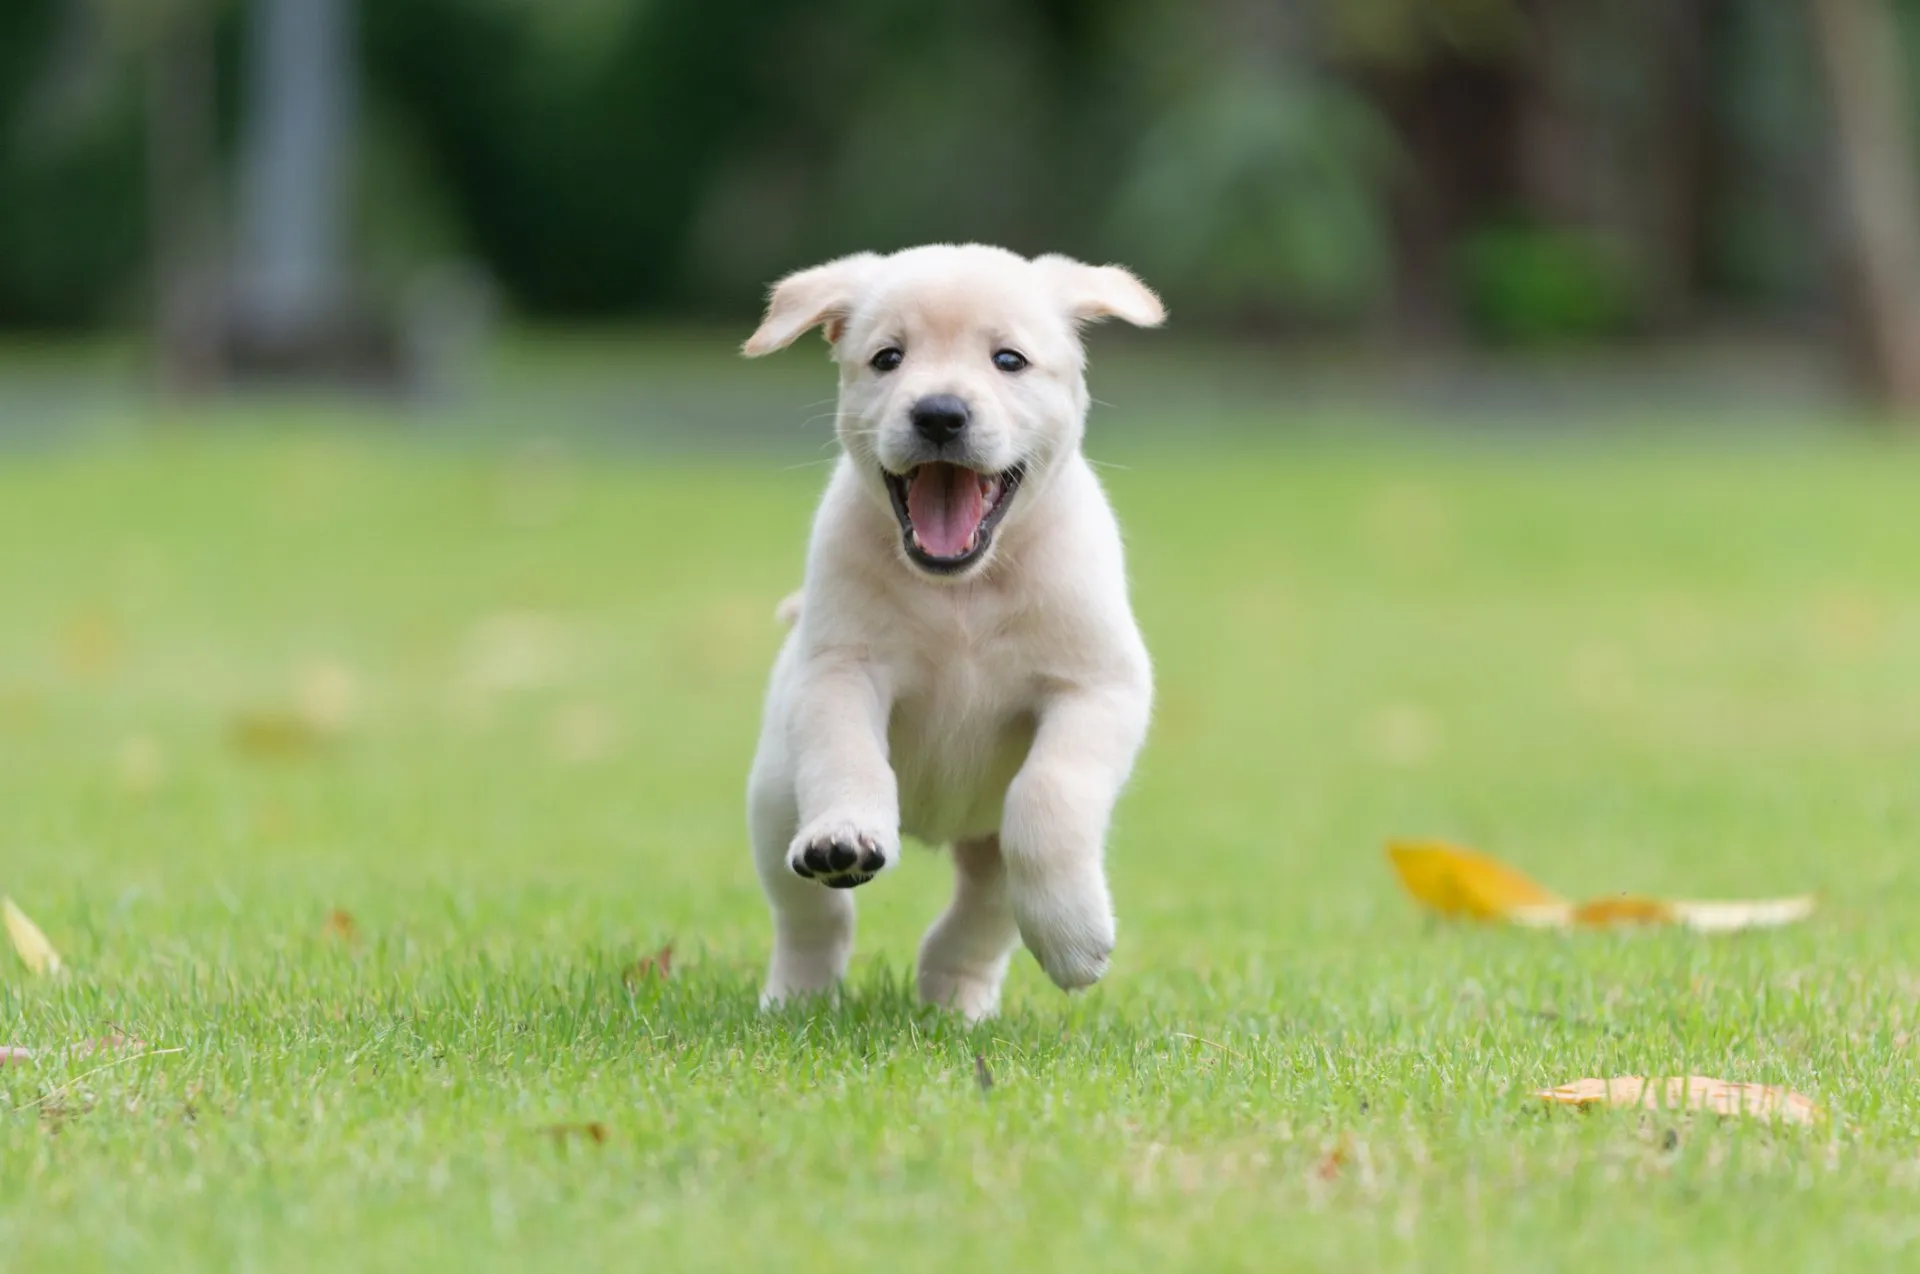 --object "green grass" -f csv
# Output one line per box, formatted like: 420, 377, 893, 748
3, 424, 1920, 1271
